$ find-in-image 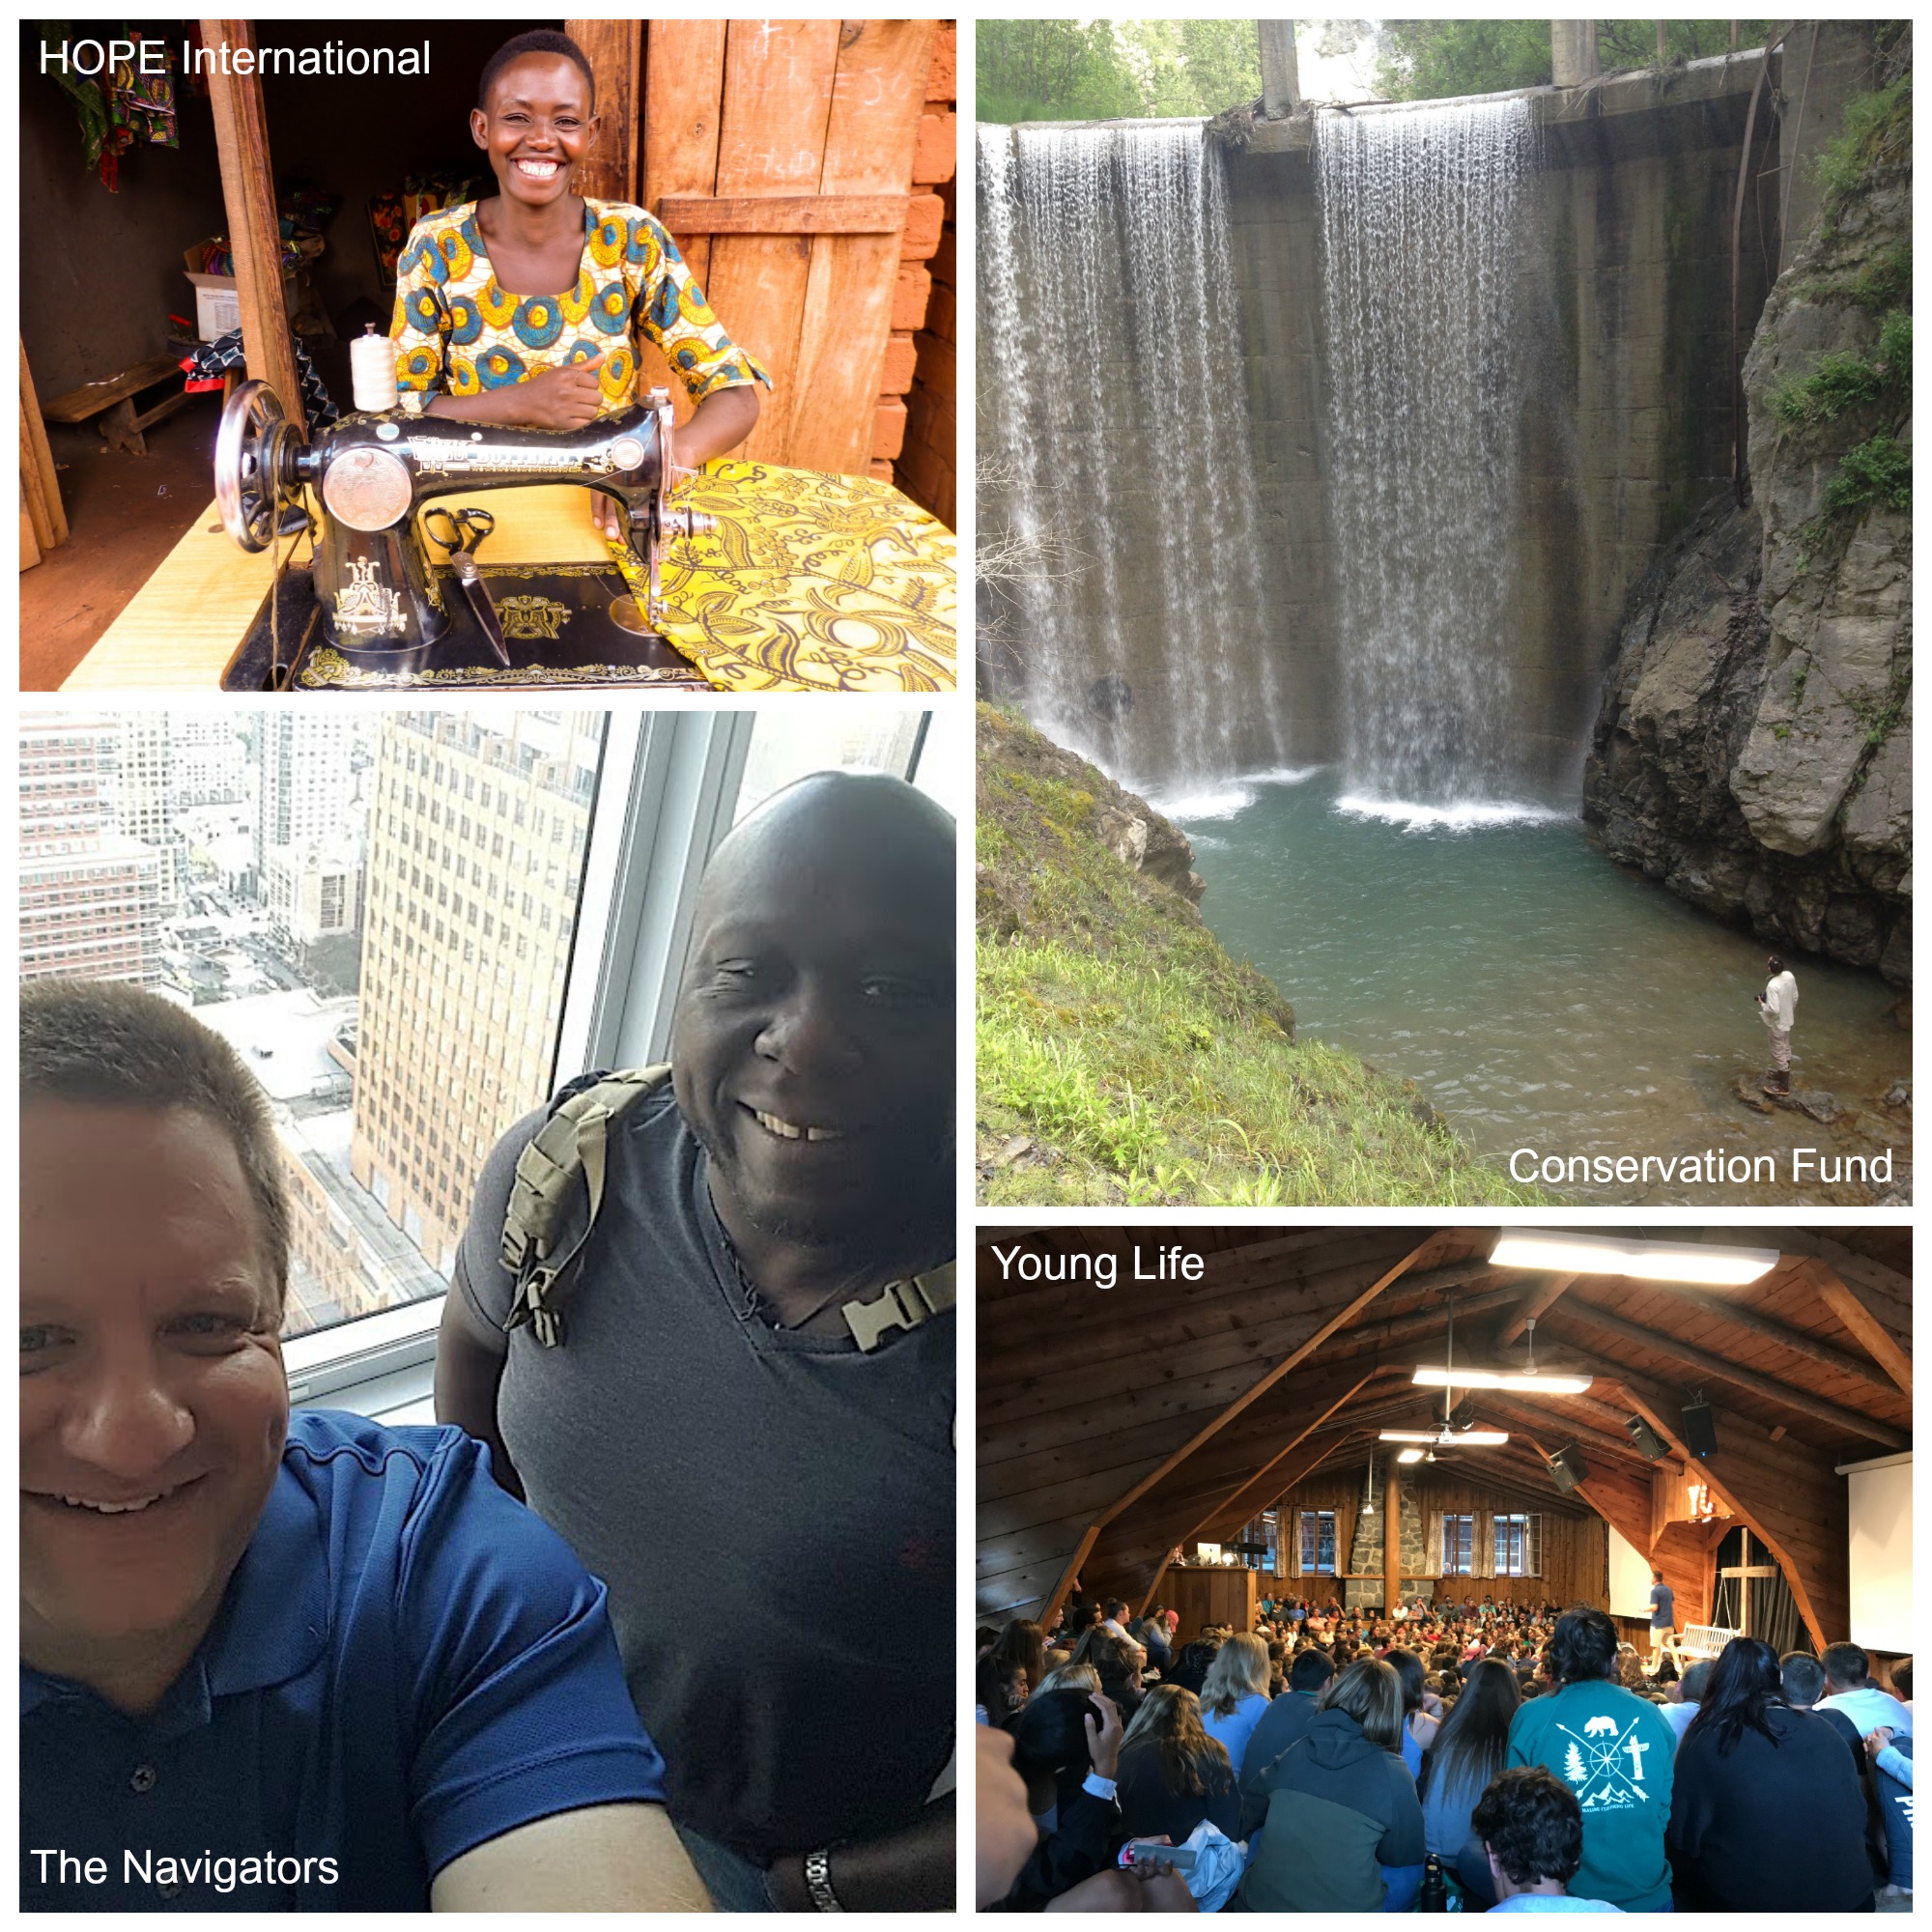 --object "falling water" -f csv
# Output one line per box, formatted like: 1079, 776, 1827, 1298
978, 121, 1283, 792
1315, 98, 1537, 808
